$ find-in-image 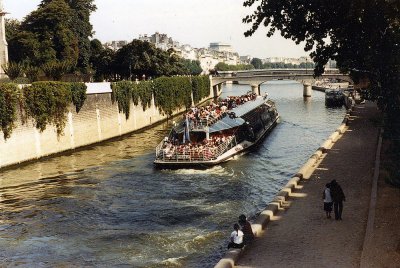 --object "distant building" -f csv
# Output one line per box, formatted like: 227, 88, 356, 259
198, 52, 220, 74
139, 32, 179, 51
137, 33, 244, 74
178, 44, 197, 61
209, 42, 233, 53
263, 56, 312, 65
239, 55, 252, 64
104, 40, 128, 51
